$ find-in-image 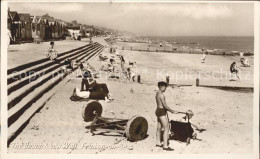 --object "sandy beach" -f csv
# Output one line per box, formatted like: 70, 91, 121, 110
7, 37, 254, 154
